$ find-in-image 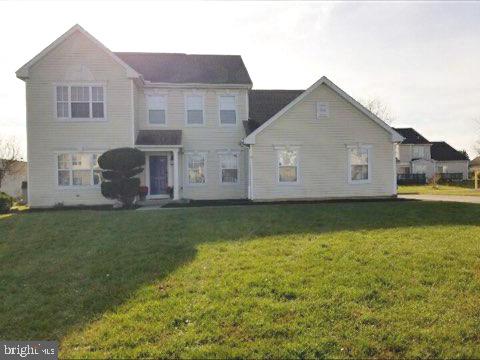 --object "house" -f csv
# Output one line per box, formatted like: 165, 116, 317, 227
394, 127, 469, 182
16, 25, 402, 208
0, 160, 27, 199
471, 156, 480, 189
